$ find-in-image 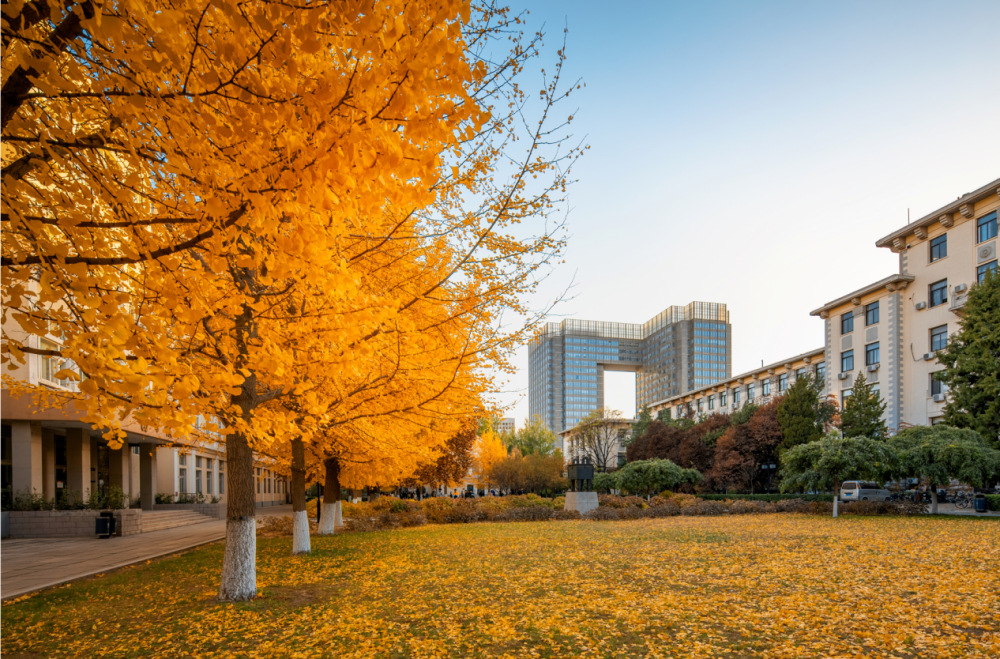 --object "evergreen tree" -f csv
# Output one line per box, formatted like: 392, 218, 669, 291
888, 425, 1000, 513
780, 433, 896, 517
840, 373, 887, 439
630, 406, 654, 444
777, 375, 821, 451
730, 401, 759, 426
937, 269, 1000, 448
